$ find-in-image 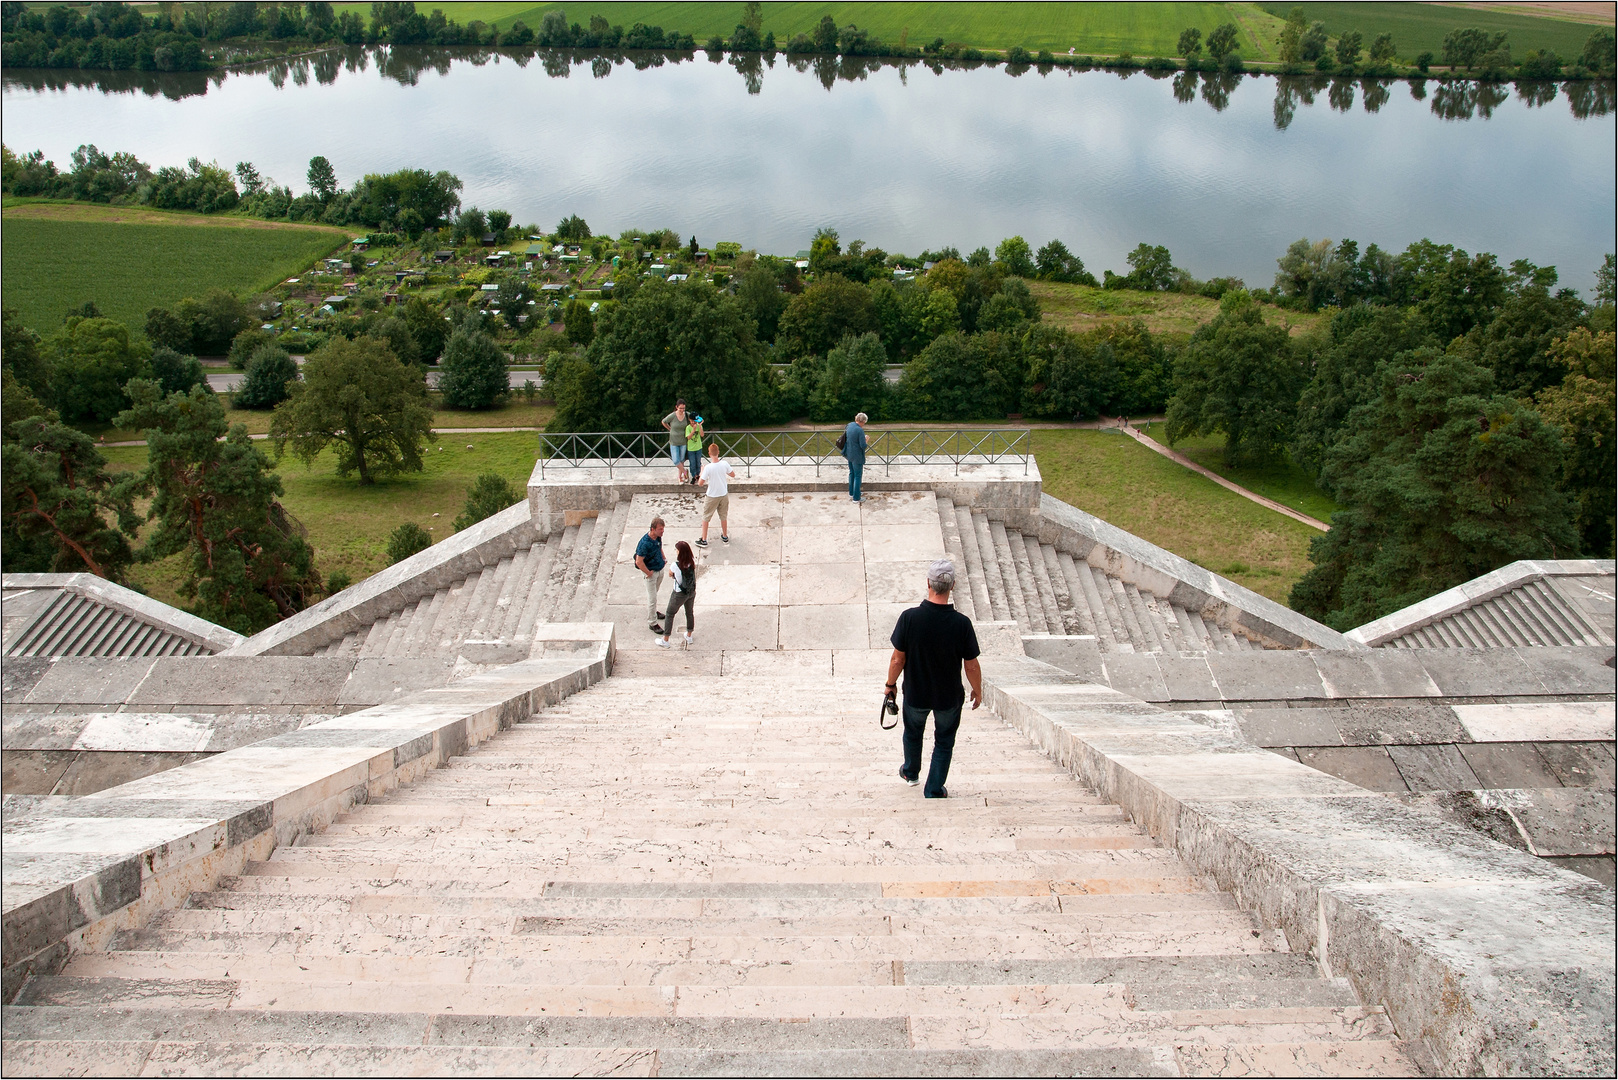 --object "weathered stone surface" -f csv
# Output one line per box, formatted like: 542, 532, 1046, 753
49, 752, 214, 798
1385, 744, 1482, 792
336, 658, 460, 706
1232, 707, 1345, 748
1294, 747, 1409, 792
1, 751, 76, 797
127, 657, 356, 708
2, 659, 52, 704
24, 660, 156, 707
1331, 703, 1470, 746
1535, 742, 1617, 788
1453, 701, 1615, 743
1488, 787, 1617, 857
1458, 742, 1565, 790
